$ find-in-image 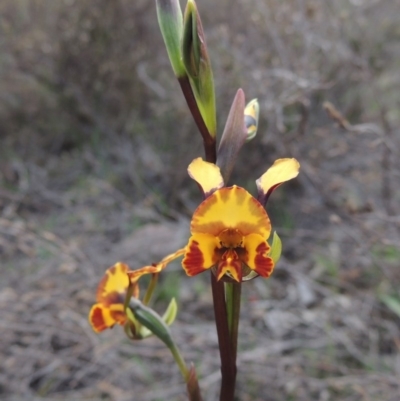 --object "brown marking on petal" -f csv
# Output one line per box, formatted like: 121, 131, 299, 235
233, 221, 270, 237
96, 263, 130, 302
245, 197, 272, 235
219, 187, 231, 203
110, 310, 127, 325
253, 242, 274, 278
233, 186, 246, 206
191, 194, 225, 235
194, 193, 219, 217
193, 220, 227, 236
182, 240, 210, 276
102, 291, 124, 307
90, 306, 111, 332
218, 228, 243, 248
191, 186, 271, 238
